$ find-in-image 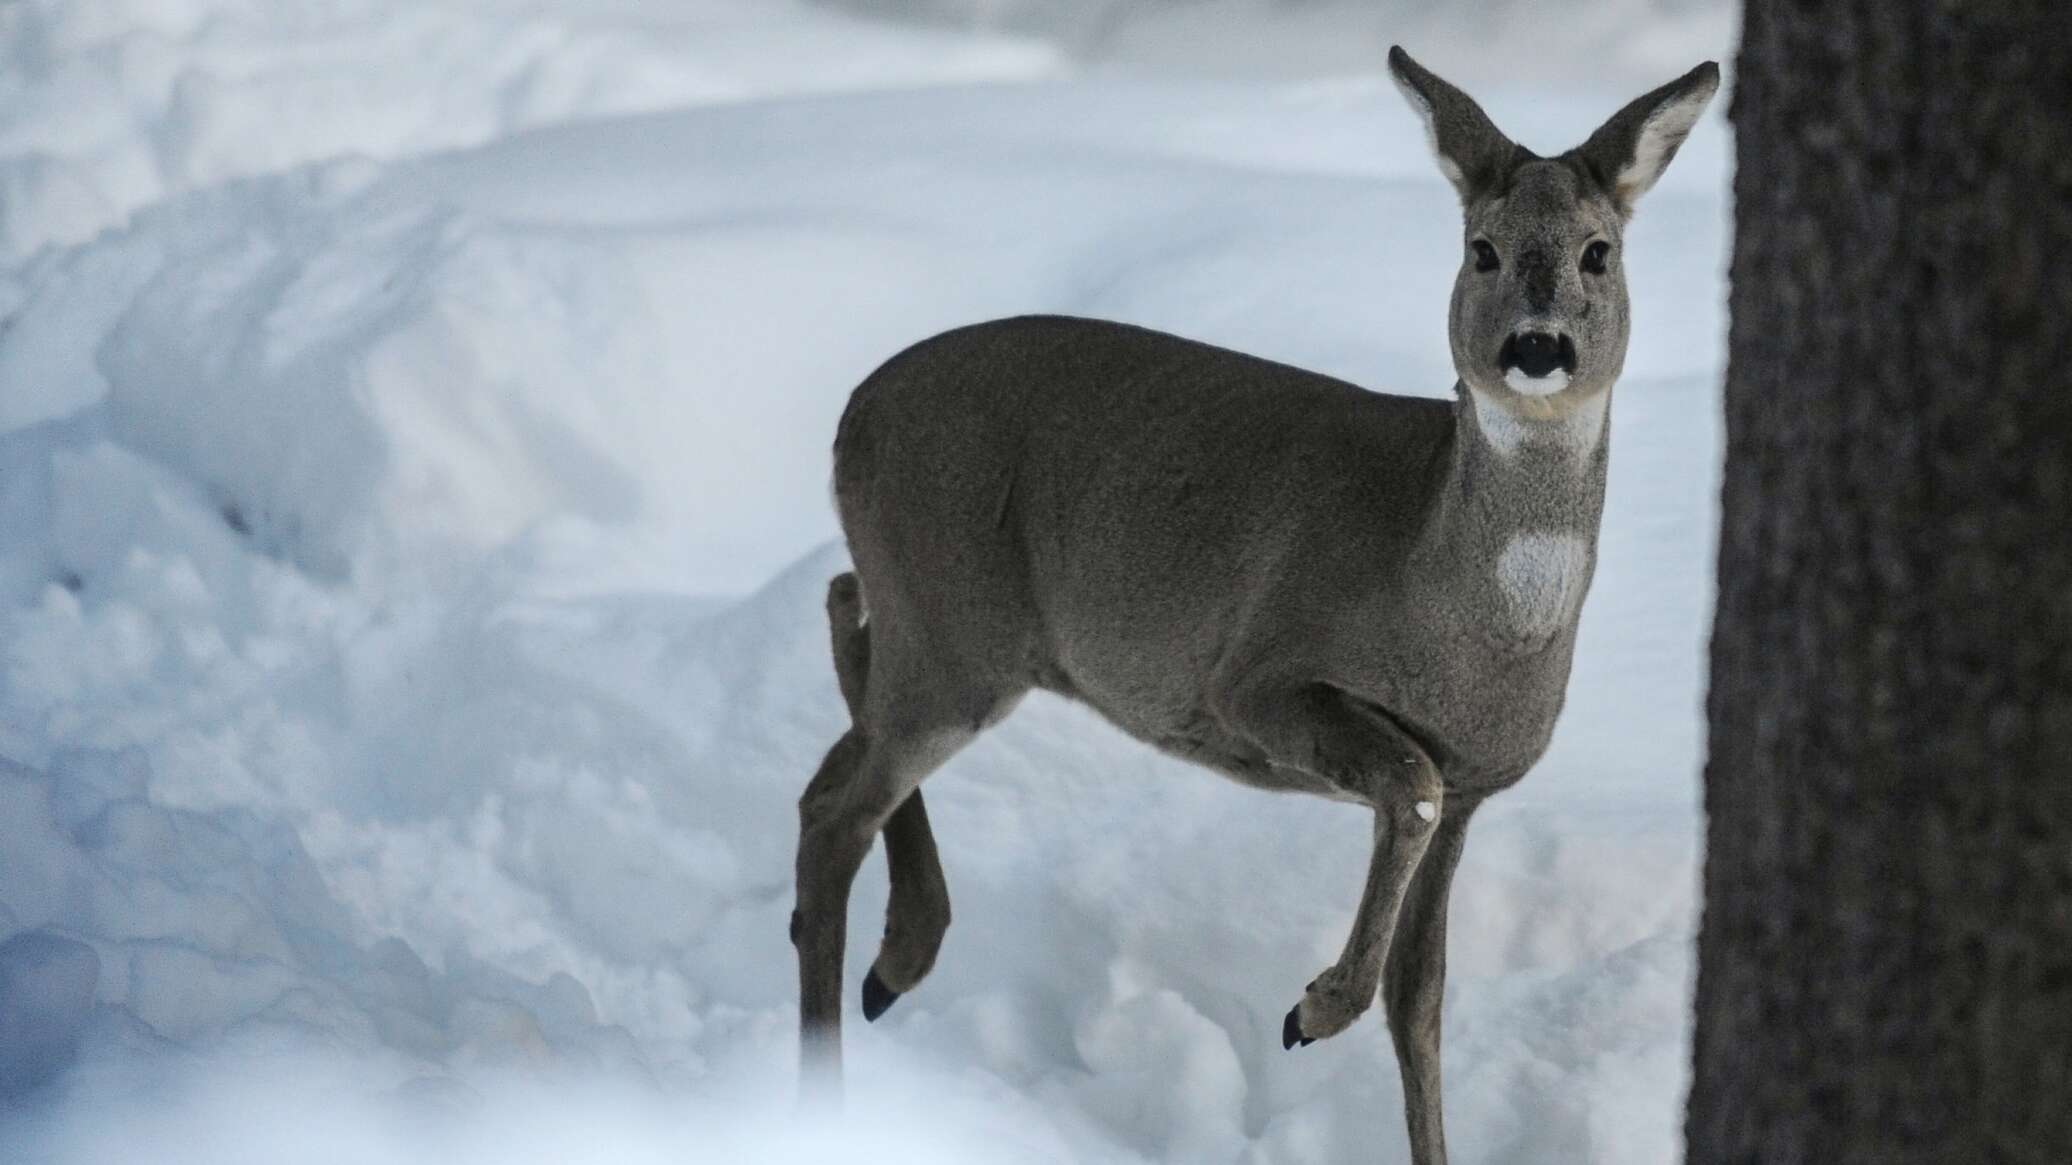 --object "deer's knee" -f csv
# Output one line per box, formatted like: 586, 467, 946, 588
1391, 787, 1443, 837
1367, 733, 1442, 833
